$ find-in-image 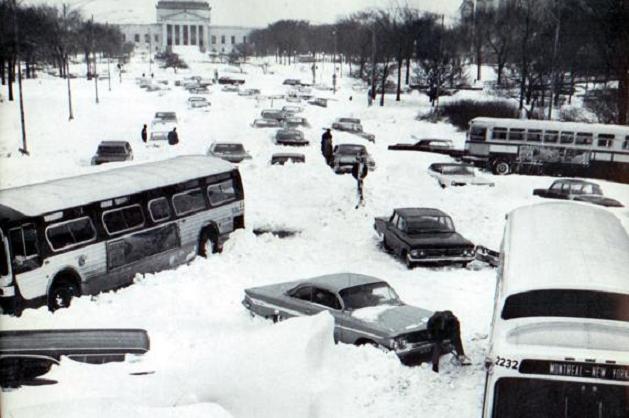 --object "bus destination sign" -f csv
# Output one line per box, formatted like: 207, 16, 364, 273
520, 360, 629, 382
